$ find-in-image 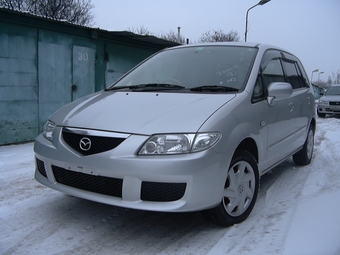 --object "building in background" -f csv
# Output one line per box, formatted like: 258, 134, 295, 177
0, 8, 179, 145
